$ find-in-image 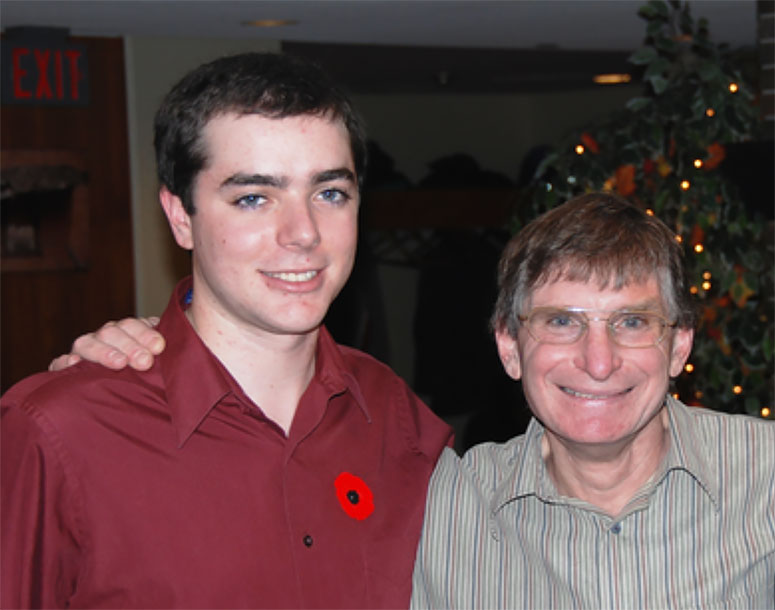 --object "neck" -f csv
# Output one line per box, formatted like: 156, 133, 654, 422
185, 304, 319, 436
542, 408, 669, 516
